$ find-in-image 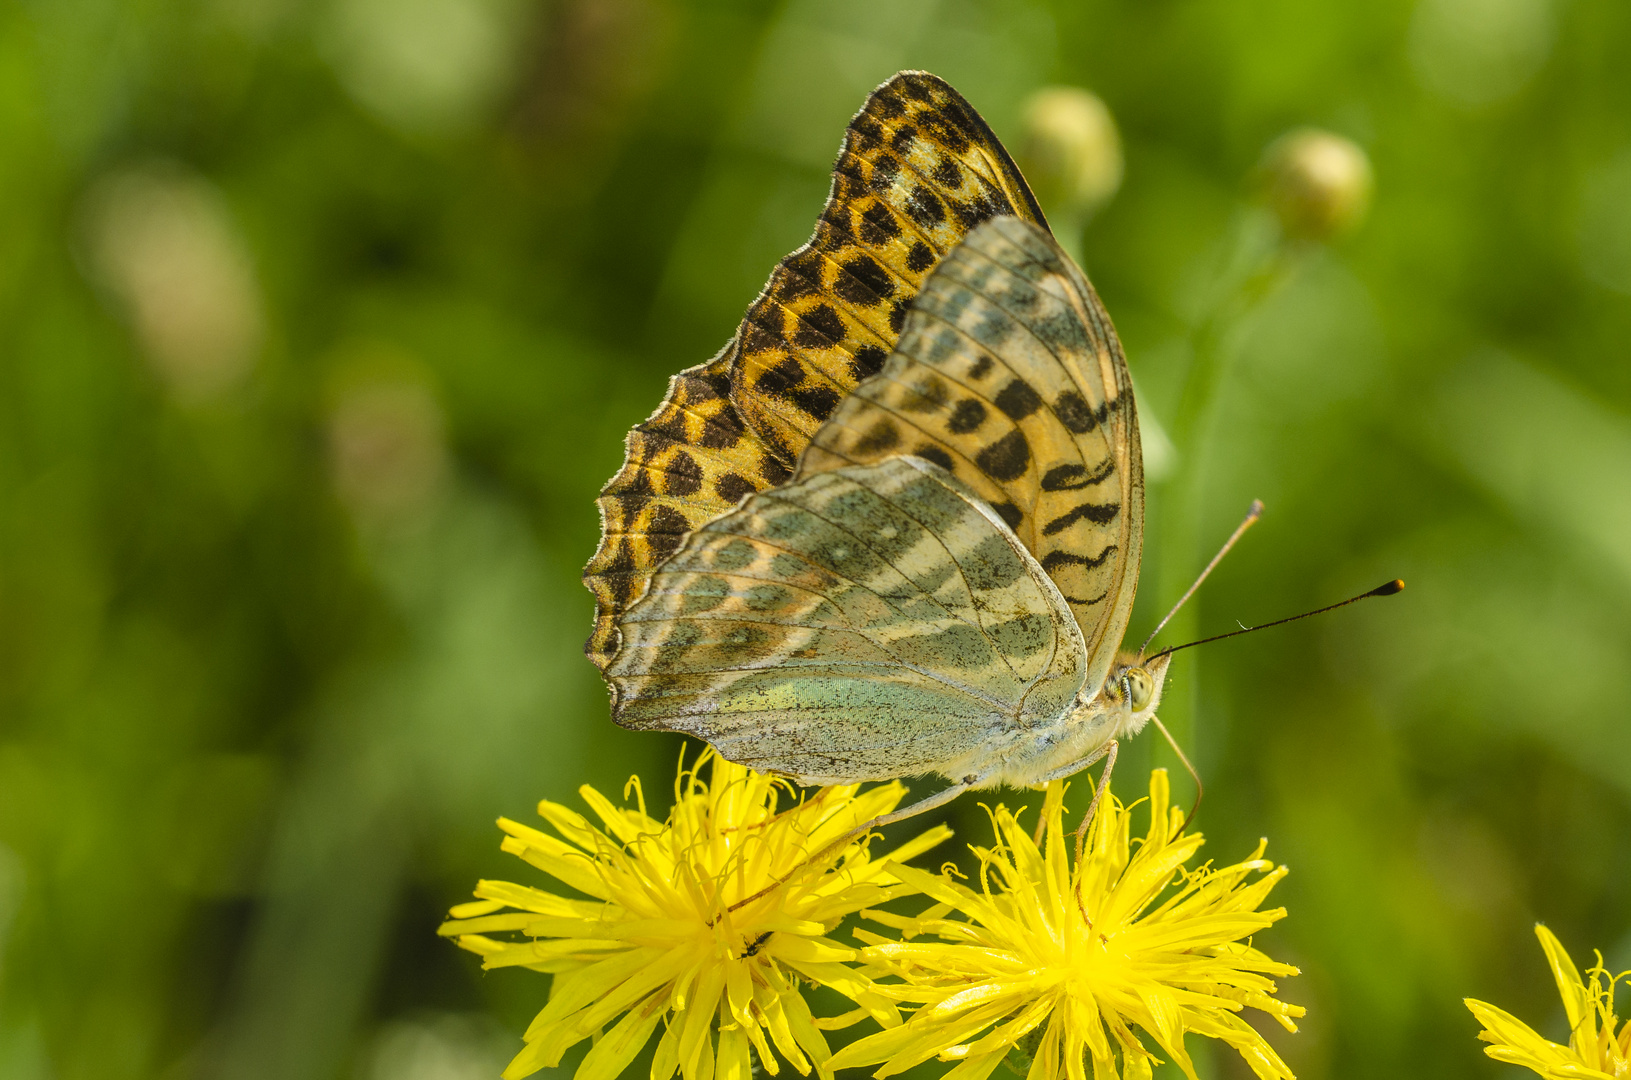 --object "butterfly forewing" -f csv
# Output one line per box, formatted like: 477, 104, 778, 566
584, 356, 793, 669
729, 72, 1049, 462
800, 216, 1143, 694
583, 71, 1048, 671
606, 457, 1087, 784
